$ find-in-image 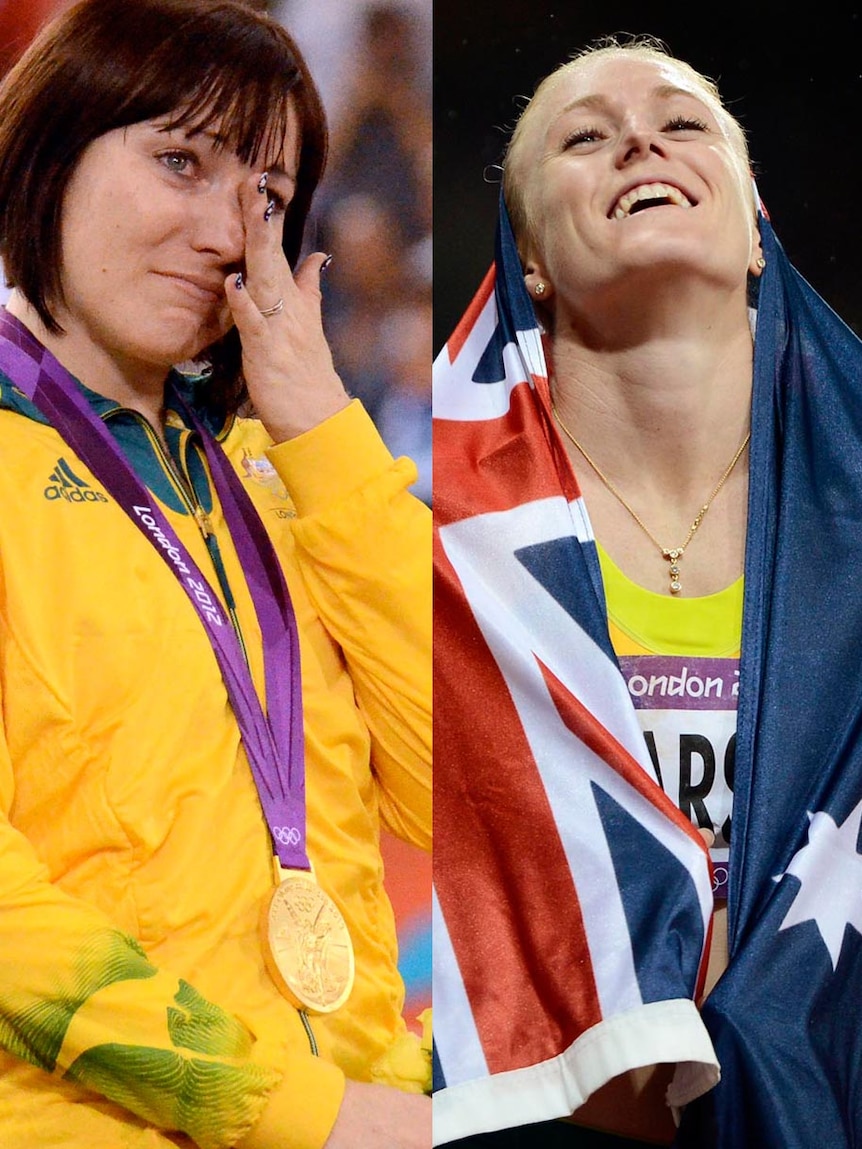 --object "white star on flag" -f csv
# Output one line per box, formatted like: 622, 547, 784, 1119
777, 799, 862, 971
